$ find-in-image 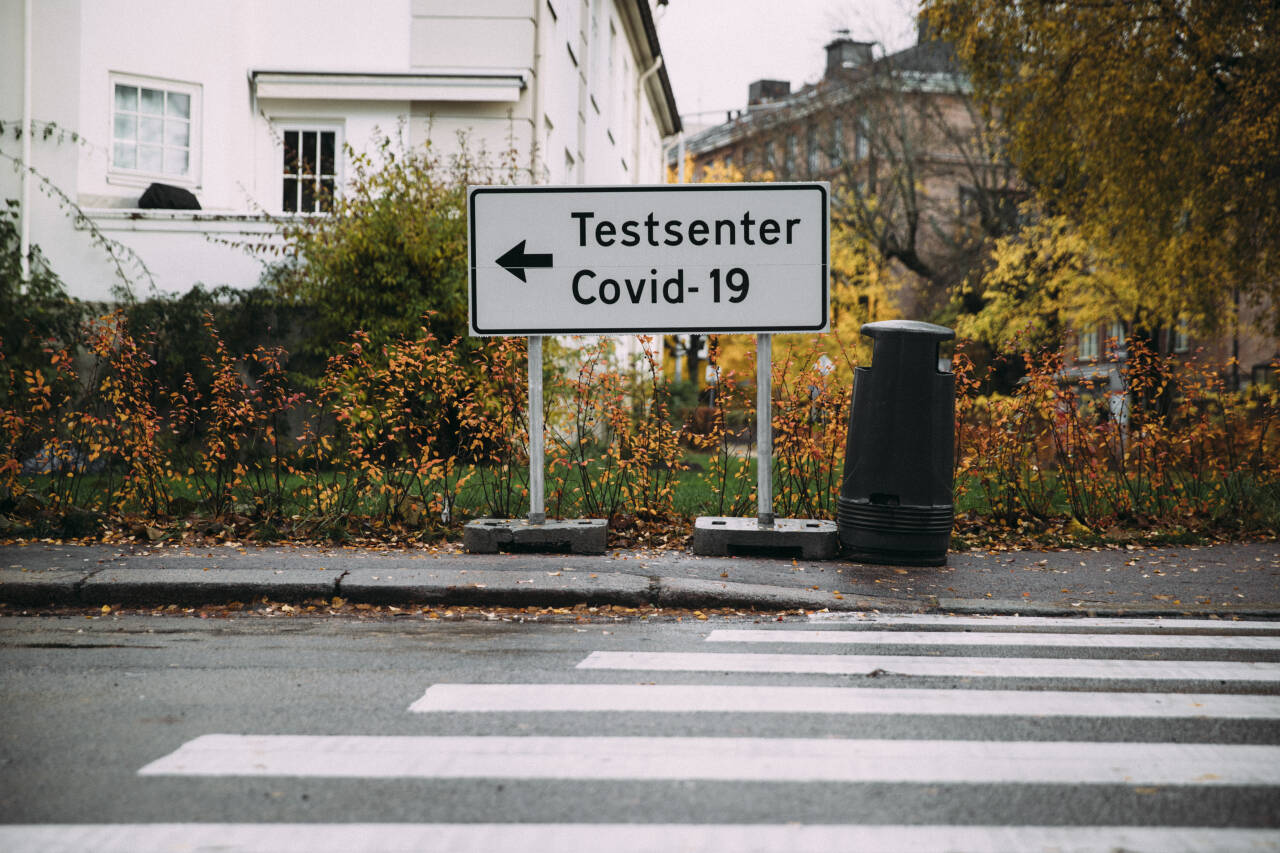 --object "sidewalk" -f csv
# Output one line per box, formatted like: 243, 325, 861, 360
0, 539, 1277, 617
